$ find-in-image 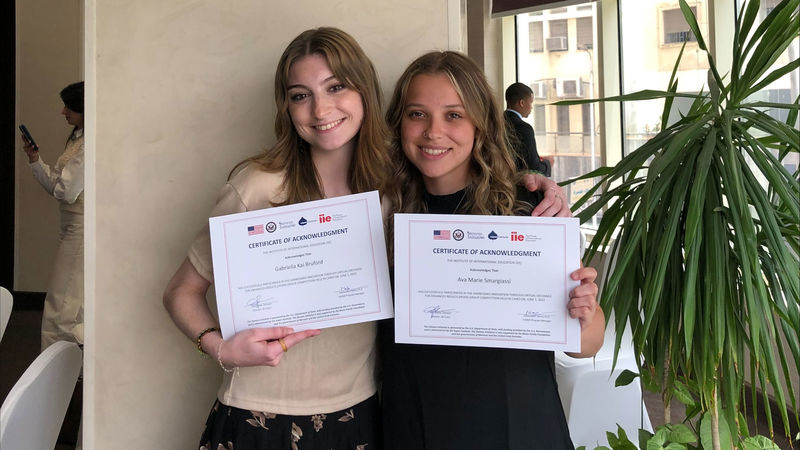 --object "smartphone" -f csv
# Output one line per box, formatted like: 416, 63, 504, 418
19, 124, 39, 150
